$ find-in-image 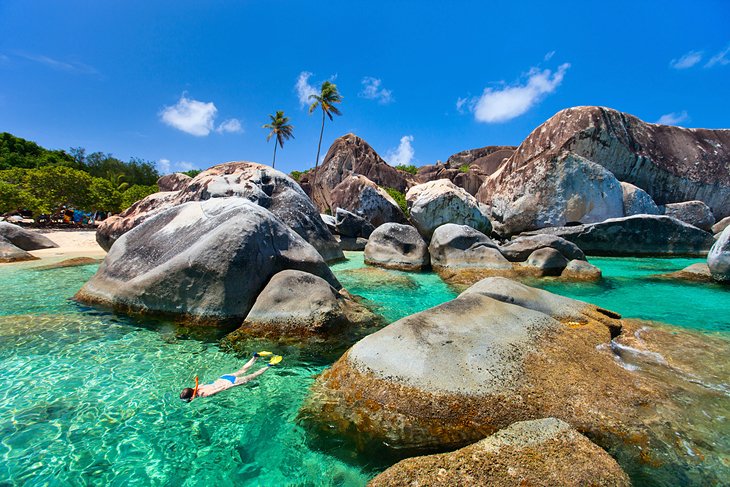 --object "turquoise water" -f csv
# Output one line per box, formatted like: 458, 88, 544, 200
0, 254, 728, 485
